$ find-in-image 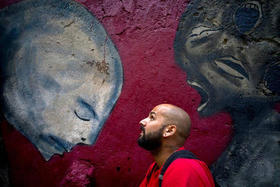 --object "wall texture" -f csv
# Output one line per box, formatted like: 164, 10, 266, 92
0, 0, 278, 186
174, 0, 280, 186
